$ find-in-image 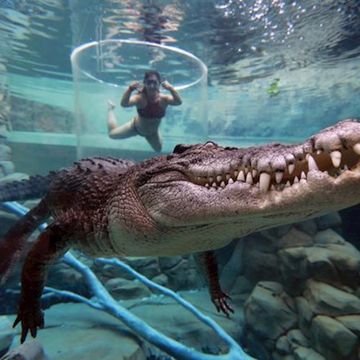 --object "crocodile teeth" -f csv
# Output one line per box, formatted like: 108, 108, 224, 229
353, 143, 360, 155
246, 172, 253, 184
259, 172, 271, 192
237, 170, 245, 182
216, 175, 223, 183
288, 163, 295, 175
307, 154, 319, 171
330, 150, 341, 168
275, 171, 284, 184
